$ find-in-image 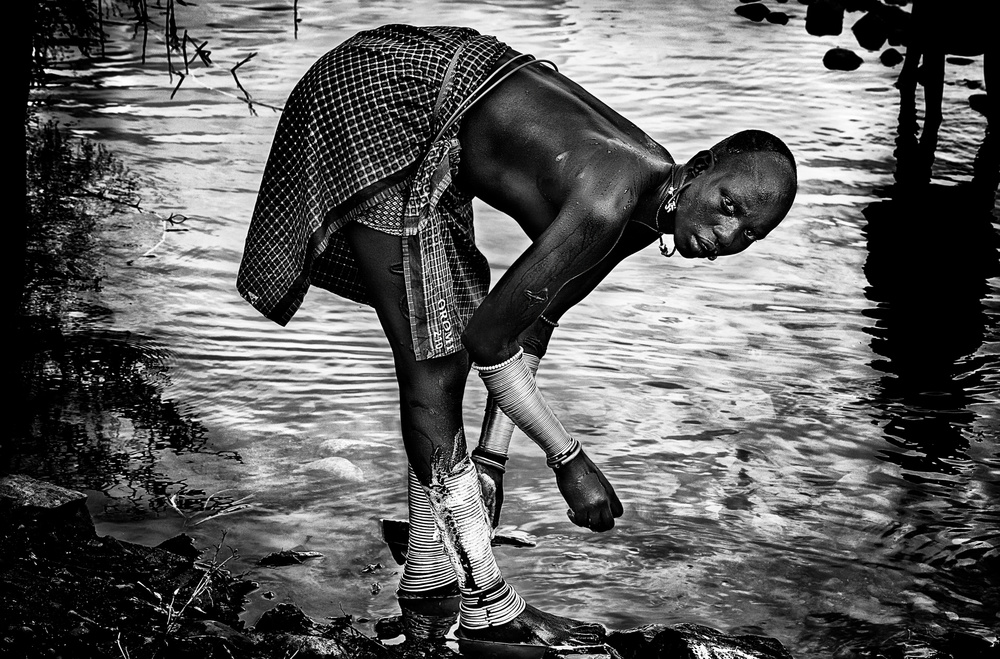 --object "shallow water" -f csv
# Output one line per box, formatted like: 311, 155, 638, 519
26, 0, 999, 656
